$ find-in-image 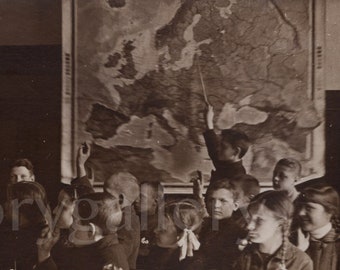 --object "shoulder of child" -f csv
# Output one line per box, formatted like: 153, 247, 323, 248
289, 243, 313, 265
